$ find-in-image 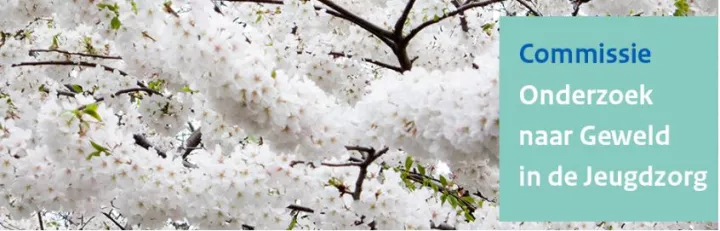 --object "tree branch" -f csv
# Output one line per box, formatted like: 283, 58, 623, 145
450, 0, 470, 32
404, 0, 507, 44
286, 204, 315, 213
220, 0, 352, 26
327, 51, 403, 72
39, 87, 76, 98
431, 222, 457, 230
515, 0, 542, 16
101, 212, 125, 230
11, 61, 128, 76
133, 134, 168, 158
78, 216, 96, 230
29, 49, 122, 60
321, 162, 361, 167
316, 0, 394, 39
570, 0, 589, 16
394, 0, 416, 39
182, 129, 202, 159
37, 212, 44, 230
351, 146, 389, 200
